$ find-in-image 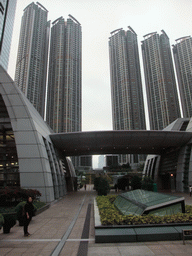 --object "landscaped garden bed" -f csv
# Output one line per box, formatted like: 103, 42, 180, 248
96, 195, 192, 226
94, 195, 192, 243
